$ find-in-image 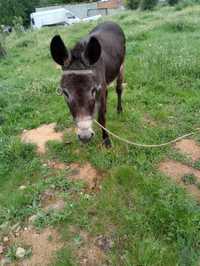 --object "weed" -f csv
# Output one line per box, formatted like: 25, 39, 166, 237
182, 174, 197, 185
